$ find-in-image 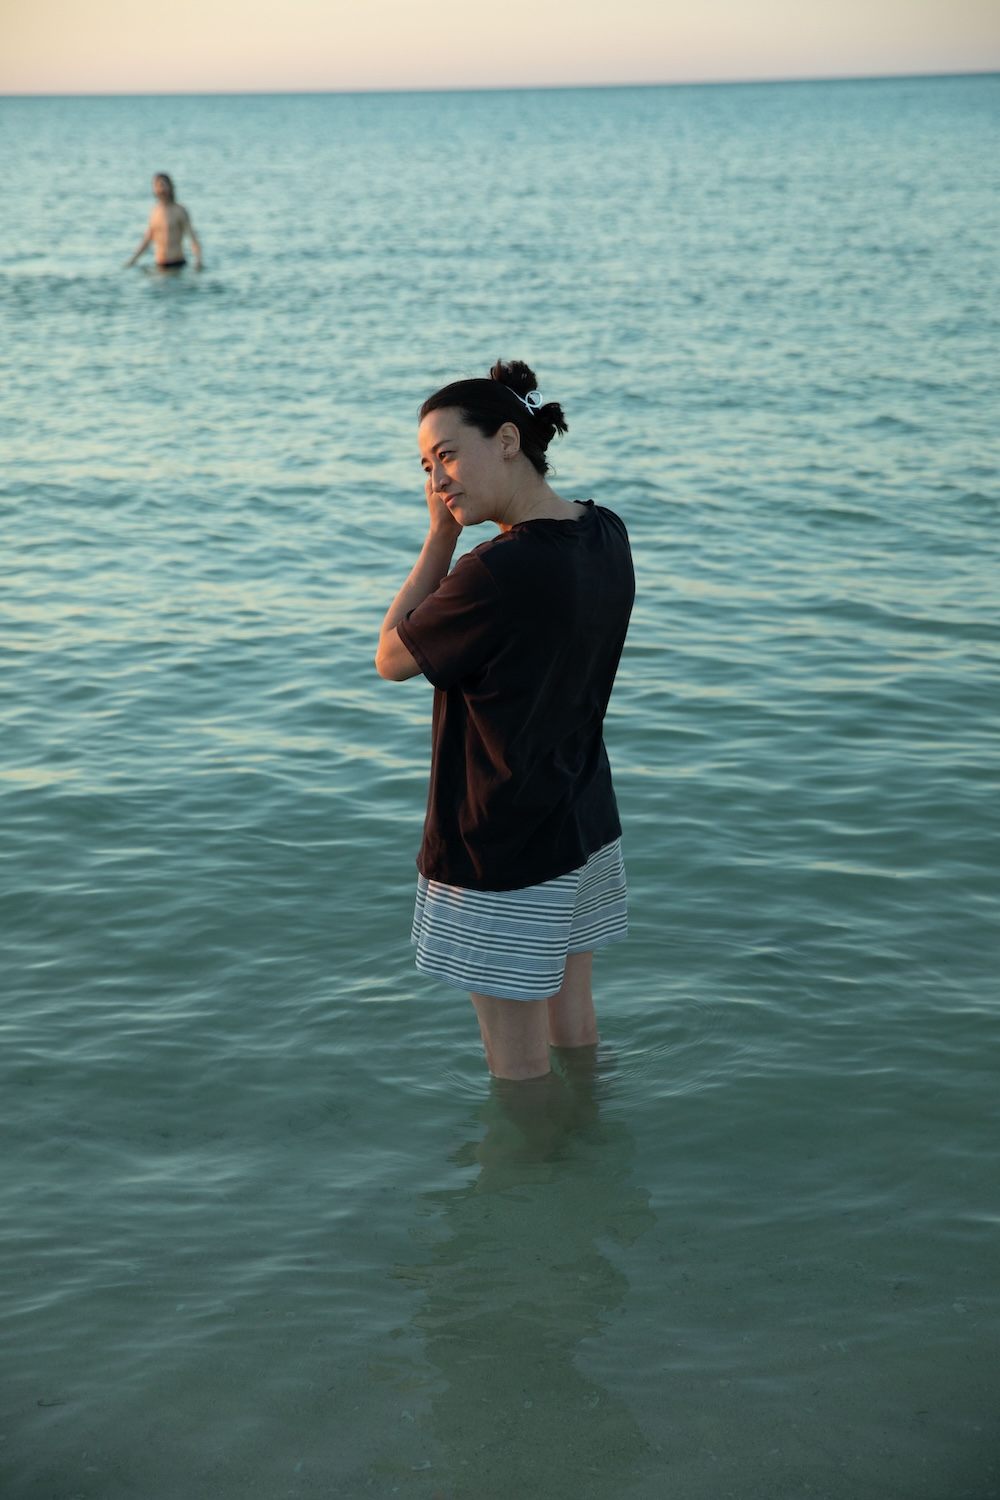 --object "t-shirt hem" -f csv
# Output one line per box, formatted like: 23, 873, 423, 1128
415, 824, 622, 893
